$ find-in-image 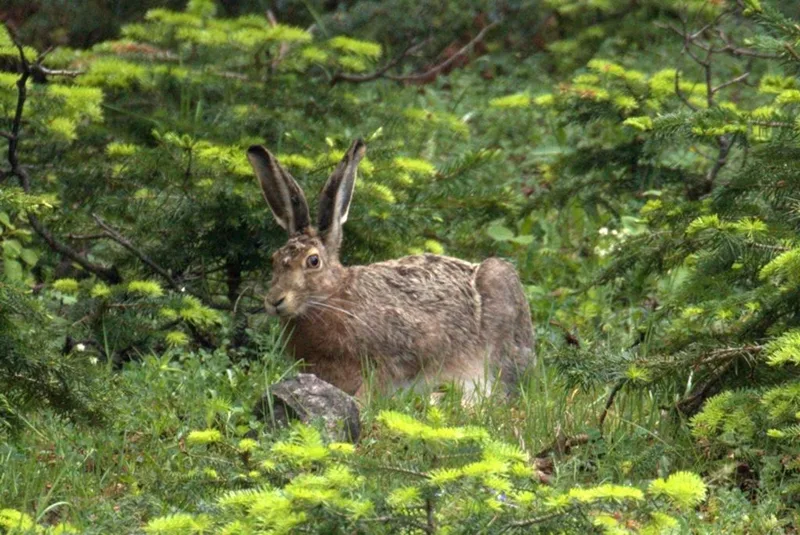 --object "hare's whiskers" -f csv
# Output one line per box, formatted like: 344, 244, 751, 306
306, 300, 374, 332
